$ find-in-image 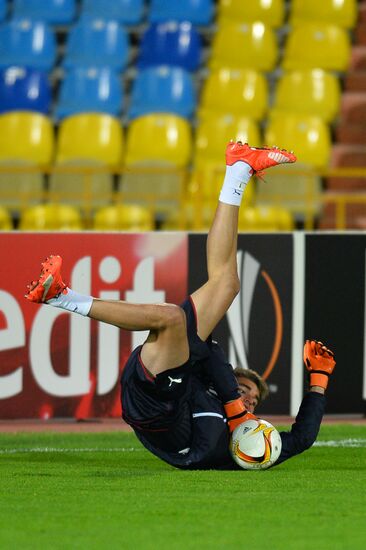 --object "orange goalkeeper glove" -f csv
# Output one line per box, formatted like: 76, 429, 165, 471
224, 398, 257, 432
303, 340, 336, 390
